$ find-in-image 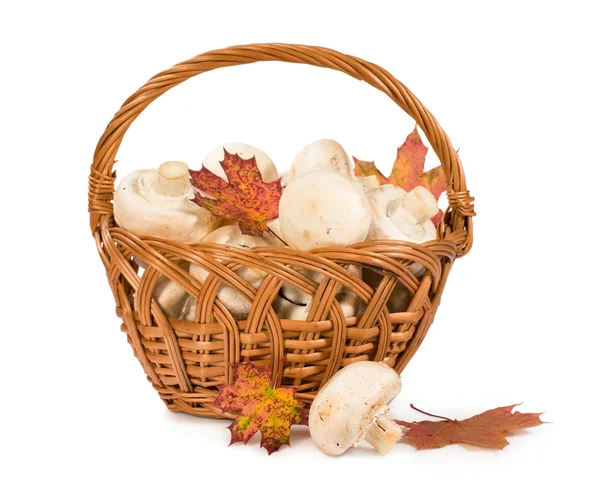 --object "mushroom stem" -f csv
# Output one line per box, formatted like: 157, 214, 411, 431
364, 413, 404, 455
154, 161, 191, 197
403, 186, 439, 225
